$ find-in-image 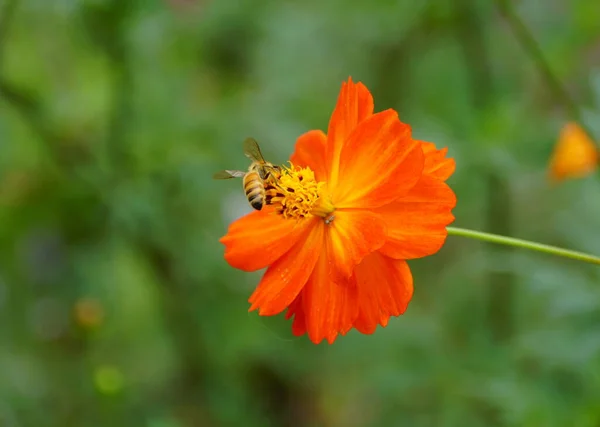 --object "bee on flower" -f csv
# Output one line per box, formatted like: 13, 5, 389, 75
219, 78, 457, 344
214, 137, 282, 211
